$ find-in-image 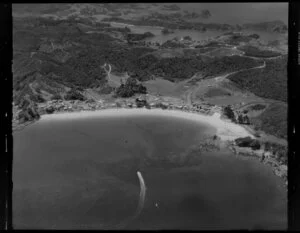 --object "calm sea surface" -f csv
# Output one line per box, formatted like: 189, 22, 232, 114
13, 114, 287, 230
